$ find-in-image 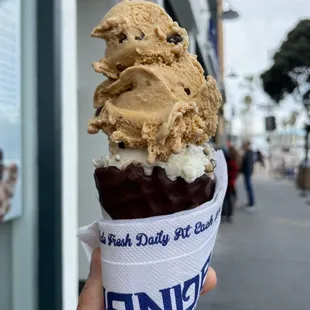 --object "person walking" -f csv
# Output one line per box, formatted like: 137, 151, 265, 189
241, 140, 255, 209
222, 146, 239, 222
255, 149, 265, 172
256, 150, 265, 168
